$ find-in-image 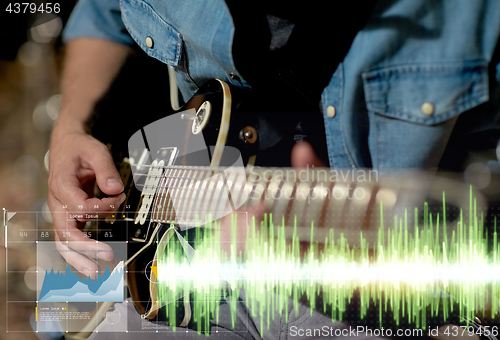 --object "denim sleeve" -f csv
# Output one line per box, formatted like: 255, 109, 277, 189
63, 0, 135, 46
